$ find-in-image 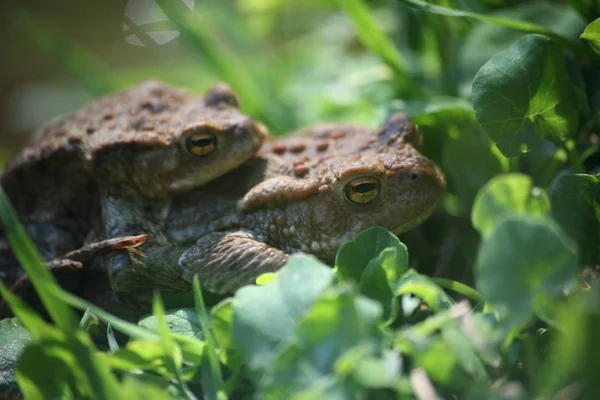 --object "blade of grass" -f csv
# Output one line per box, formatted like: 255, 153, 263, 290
423, 10, 461, 95
79, 309, 100, 332
336, 0, 419, 95
193, 276, 225, 399
0, 187, 78, 332
0, 282, 123, 398
106, 325, 120, 353
9, 5, 119, 95
397, 0, 593, 57
155, 0, 294, 133
152, 294, 196, 400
